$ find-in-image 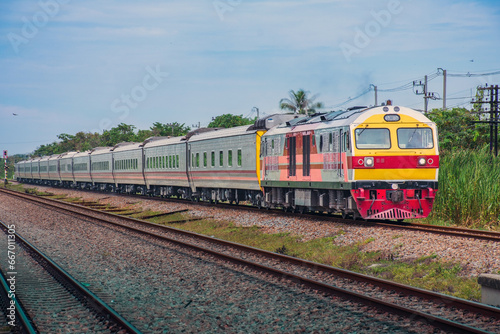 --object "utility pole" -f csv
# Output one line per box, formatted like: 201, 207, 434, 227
413, 79, 426, 113
252, 107, 259, 119
472, 84, 500, 156
438, 68, 447, 110
3, 150, 7, 185
424, 75, 428, 113
369, 84, 378, 106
